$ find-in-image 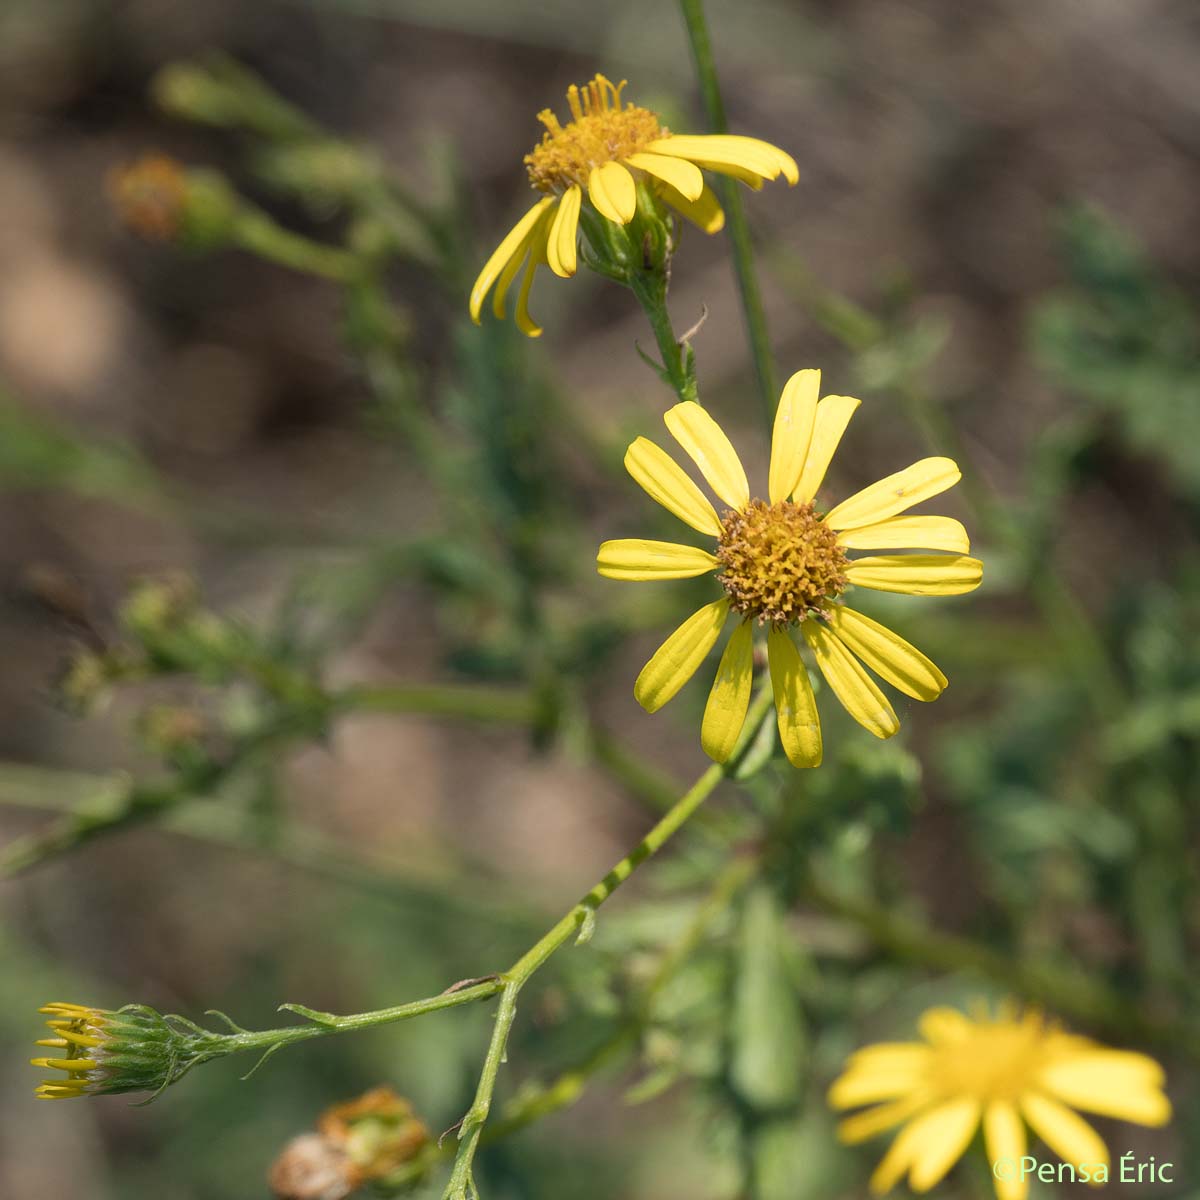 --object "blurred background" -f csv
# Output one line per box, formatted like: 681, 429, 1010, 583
1, 0, 1197, 1197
